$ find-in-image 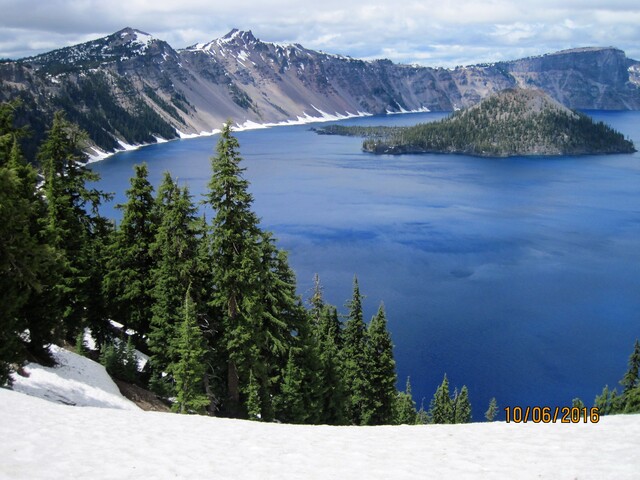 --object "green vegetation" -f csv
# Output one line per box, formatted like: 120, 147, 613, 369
595, 340, 640, 415
52, 72, 180, 152
11, 99, 634, 425
4, 103, 489, 425
316, 88, 636, 157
